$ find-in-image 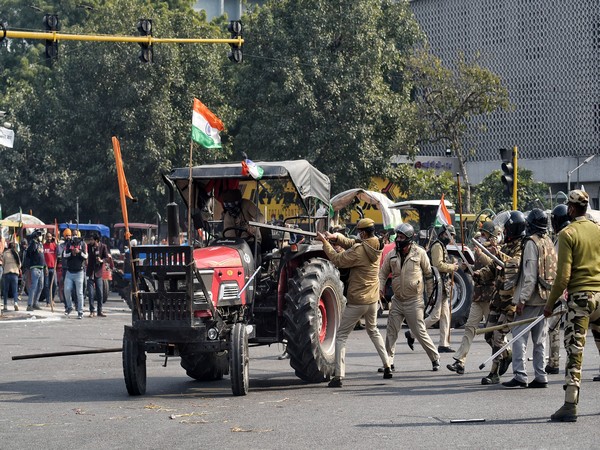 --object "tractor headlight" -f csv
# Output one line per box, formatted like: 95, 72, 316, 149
207, 327, 219, 340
